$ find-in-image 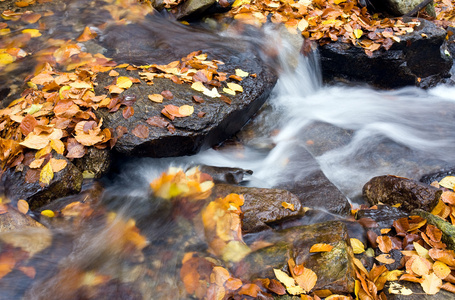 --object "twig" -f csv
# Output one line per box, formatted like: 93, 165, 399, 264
403, 0, 433, 17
